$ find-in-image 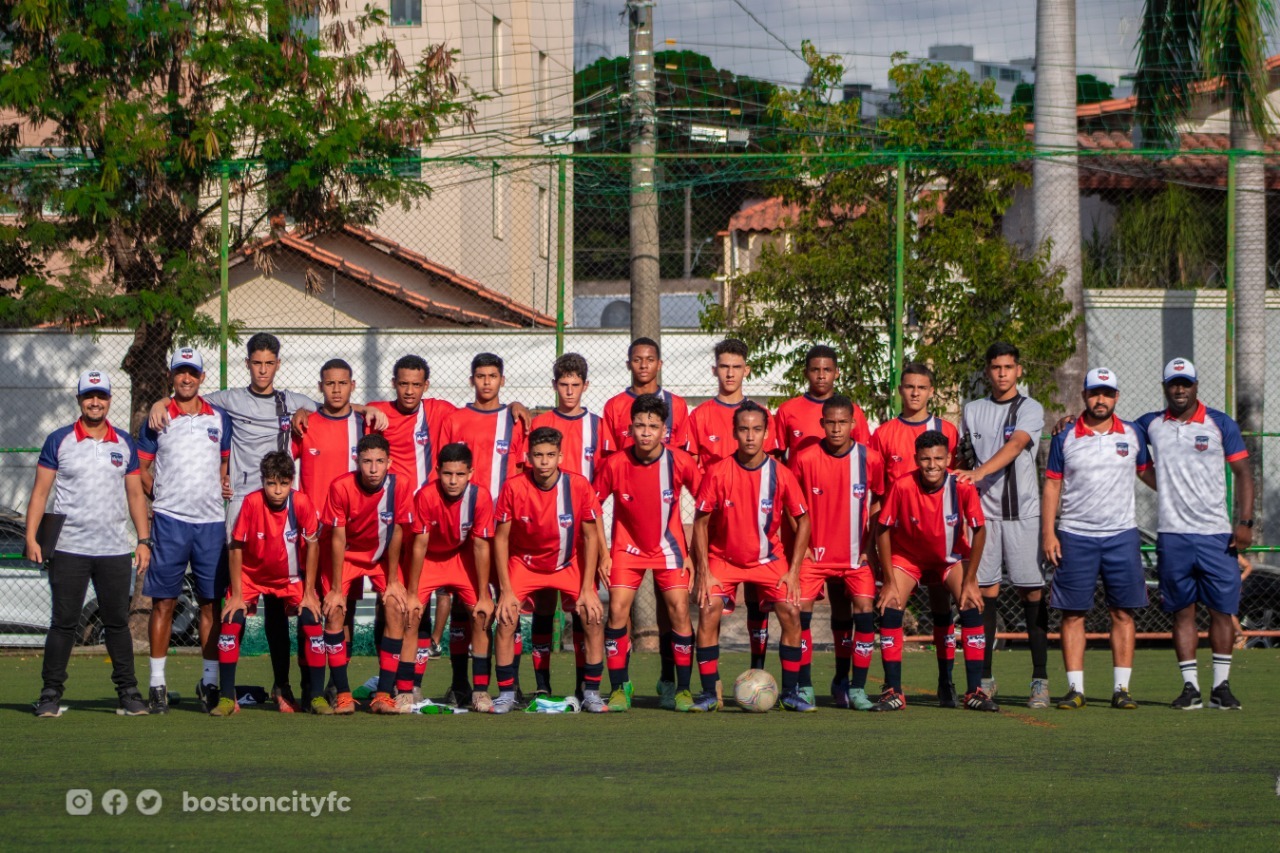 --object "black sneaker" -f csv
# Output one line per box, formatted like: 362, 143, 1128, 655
1057, 689, 1087, 710
963, 688, 1000, 712
148, 685, 170, 714
1209, 680, 1242, 710
34, 689, 61, 718
117, 689, 150, 716
1170, 681, 1202, 711
441, 687, 466, 709
1110, 688, 1137, 710
869, 688, 906, 712
937, 680, 958, 709
200, 683, 221, 713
